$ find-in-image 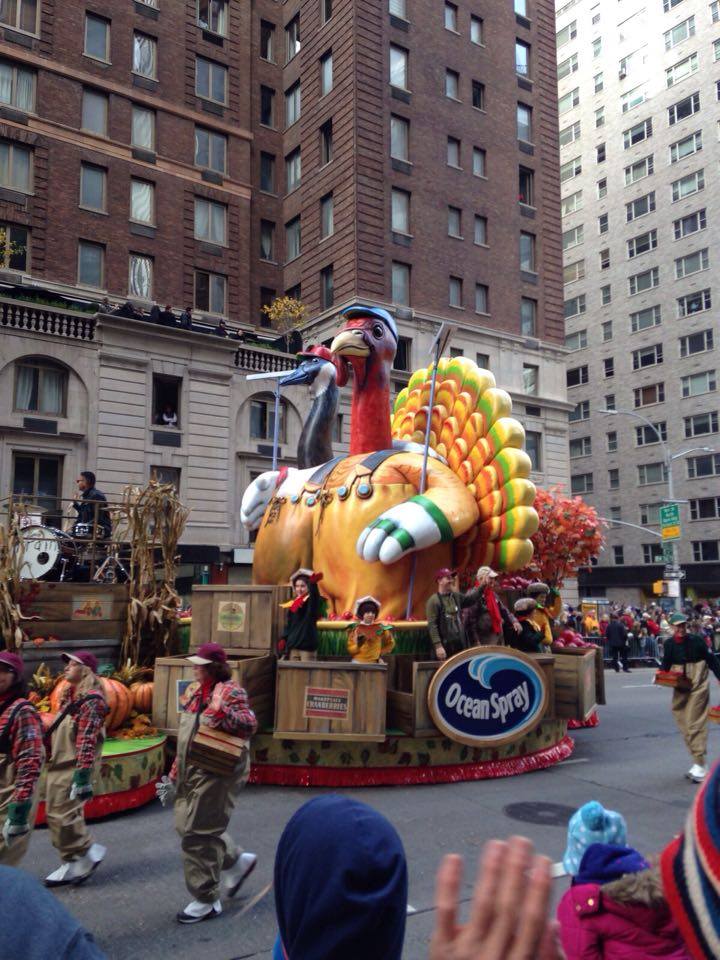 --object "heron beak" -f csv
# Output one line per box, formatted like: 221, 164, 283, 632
330, 329, 370, 358
279, 364, 314, 387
